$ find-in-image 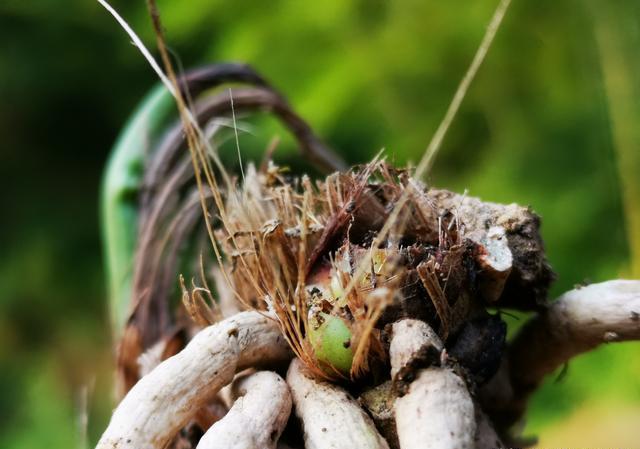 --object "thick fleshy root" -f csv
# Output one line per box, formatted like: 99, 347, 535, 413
96, 312, 292, 449
196, 371, 292, 449
395, 368, 476, 449
390, 319, 477, 449
510, 280, 640, 385
286, 358, 390, 449
389, 319, 443, 380
95, 282, 639, 448
501, 280, 640, 426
